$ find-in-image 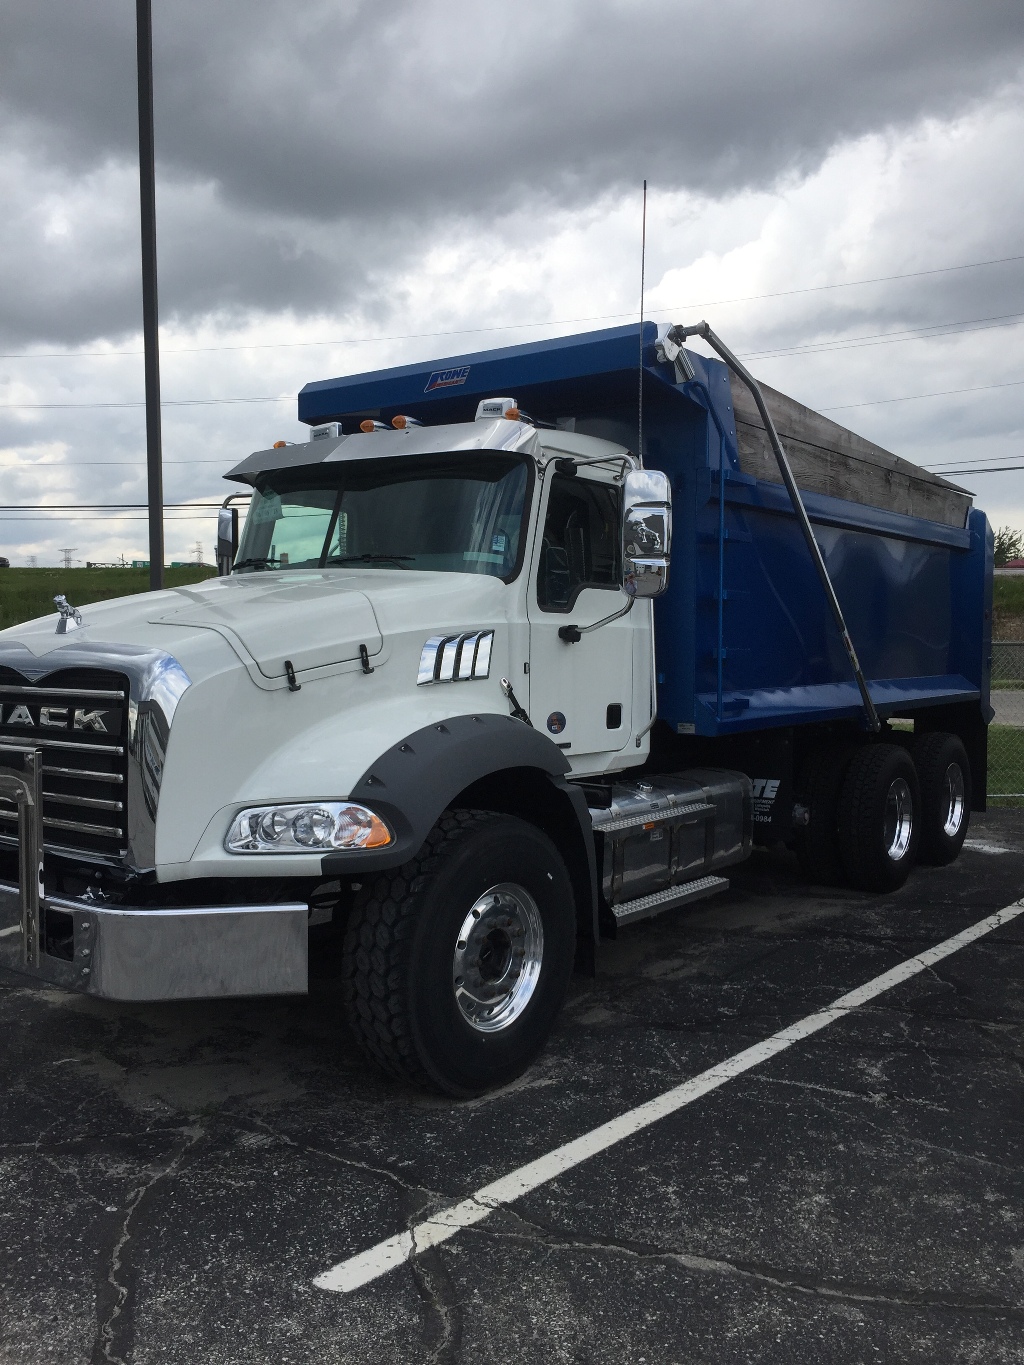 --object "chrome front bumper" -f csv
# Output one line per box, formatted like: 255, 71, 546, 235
0, 744, 307, 1002
0, 882, 309, 1000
